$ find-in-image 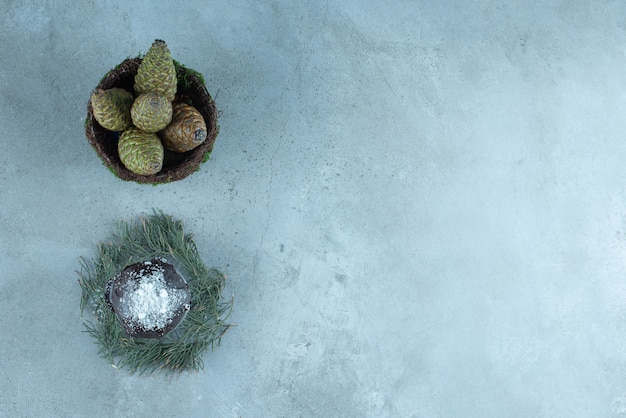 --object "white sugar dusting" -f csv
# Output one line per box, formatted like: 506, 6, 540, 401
118, 264, 188, 331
